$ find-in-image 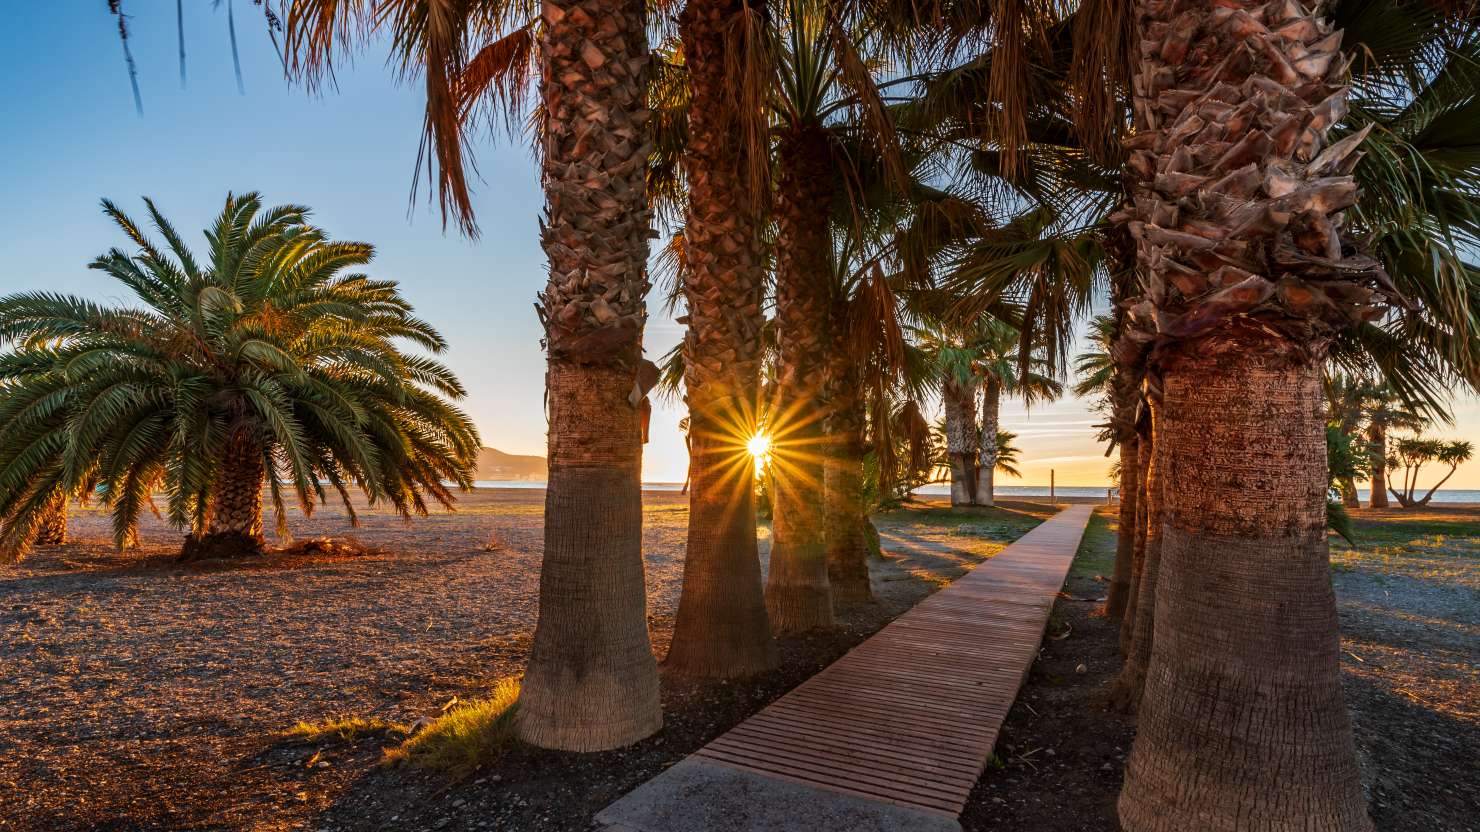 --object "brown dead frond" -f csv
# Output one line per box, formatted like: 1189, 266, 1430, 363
457, 24, 536, 133
726, 0, 777, 215
274, 537, 385, 559
828, 15, 911, 198
1069, 0, 1134, 164
986, 0, 1054, 179
280, 0, 377, 91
